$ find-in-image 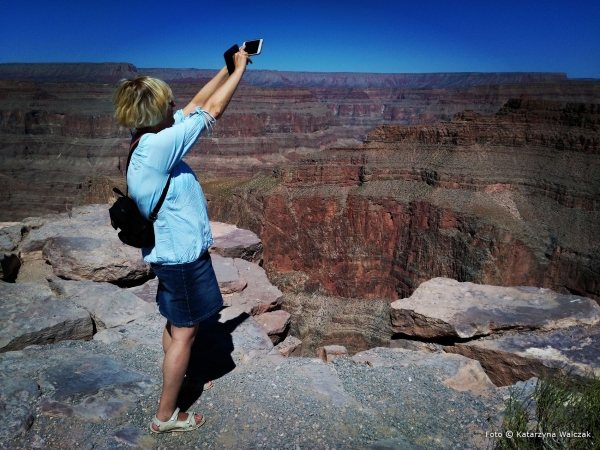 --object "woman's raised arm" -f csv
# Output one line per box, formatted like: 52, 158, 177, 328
181, 66, 229, 118
201, 47, 252, 119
